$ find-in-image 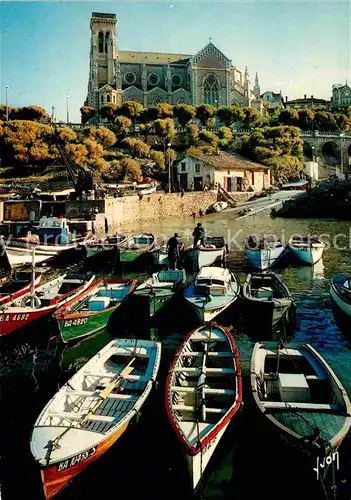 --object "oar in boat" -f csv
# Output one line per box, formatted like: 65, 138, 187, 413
80, 356, 136, 426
